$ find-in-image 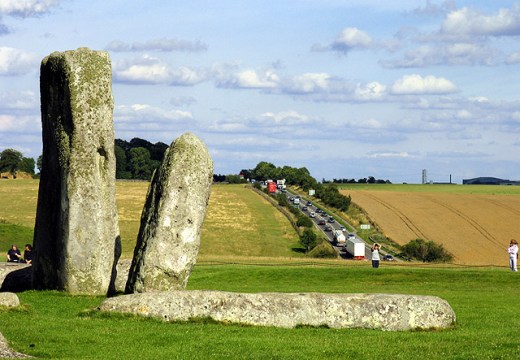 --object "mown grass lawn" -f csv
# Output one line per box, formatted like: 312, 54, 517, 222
1, 263, 519, 359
